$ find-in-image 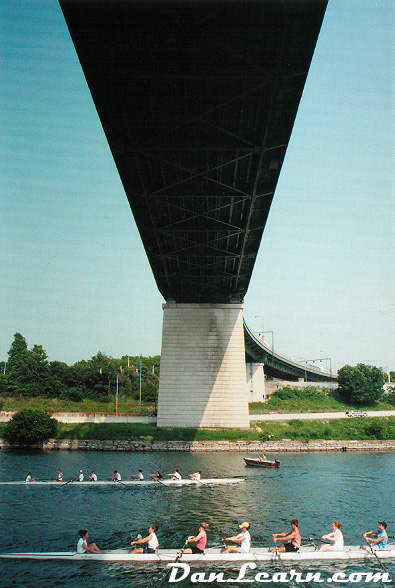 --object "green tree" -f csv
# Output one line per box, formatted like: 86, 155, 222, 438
25, 344, 52, 397
7, 333, 29, 373
4, 409, 57, 445
5, 333, 28, 394
49, 361, 70, 394
337, 363, 384, 405
142, 372, 159, 403
6, 333, 30, 394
